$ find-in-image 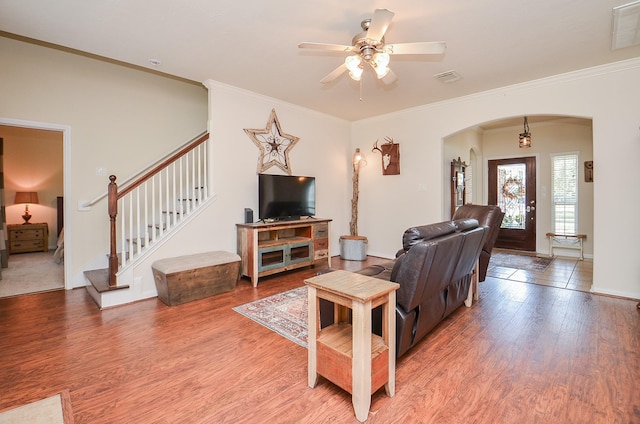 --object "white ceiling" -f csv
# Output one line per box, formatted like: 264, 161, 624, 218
1, 0, 639, 122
